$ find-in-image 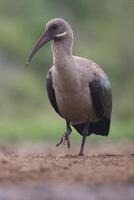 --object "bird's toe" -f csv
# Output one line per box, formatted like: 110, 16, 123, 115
56, 131, 70, 148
